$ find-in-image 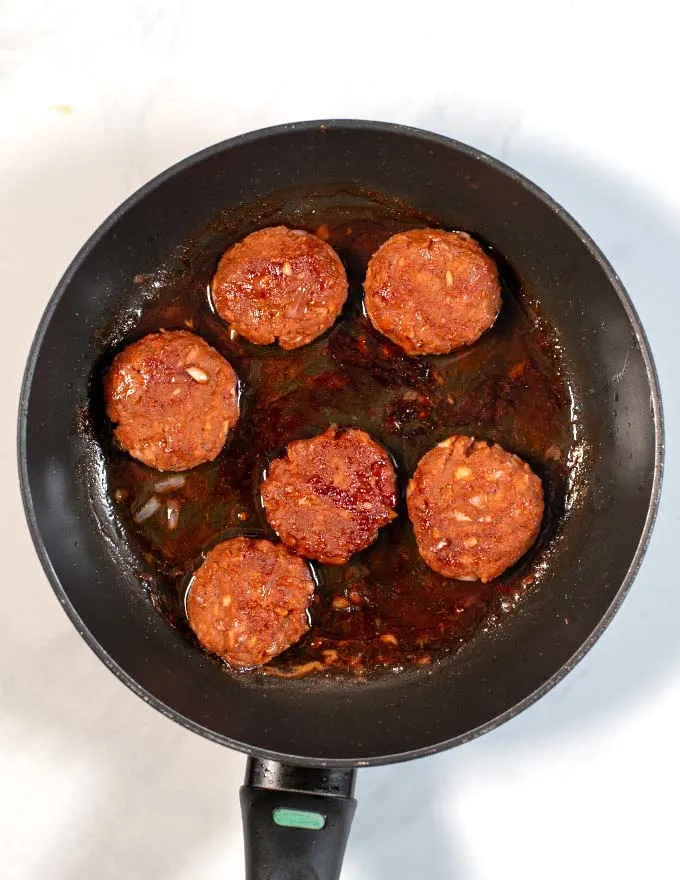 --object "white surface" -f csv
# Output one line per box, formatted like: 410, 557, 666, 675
1, 2, 678, 878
